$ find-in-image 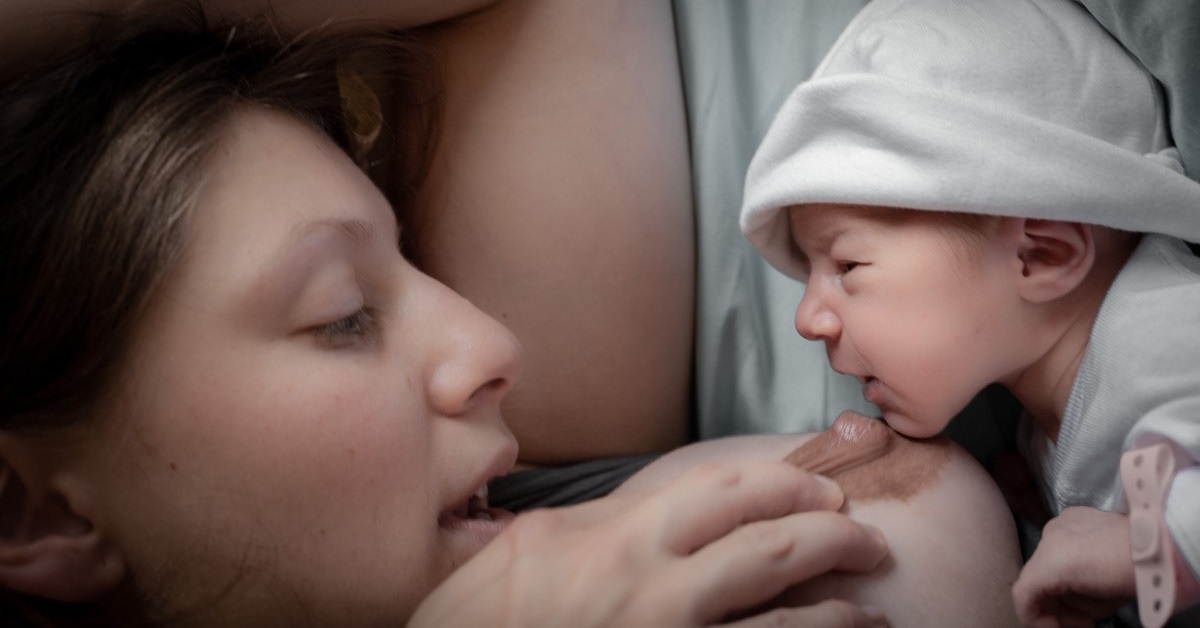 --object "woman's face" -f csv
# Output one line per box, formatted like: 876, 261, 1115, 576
88, 109, 522, 624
